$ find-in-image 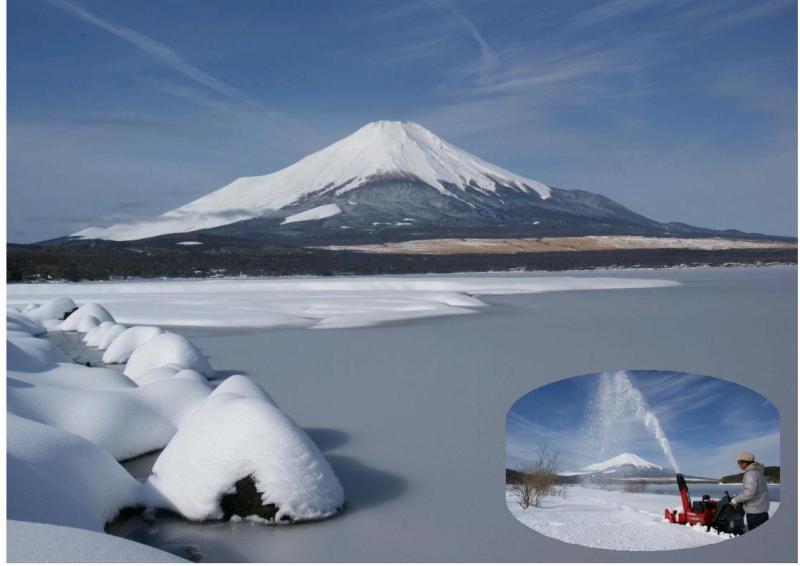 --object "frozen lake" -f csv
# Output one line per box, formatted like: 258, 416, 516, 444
100, 267, 795, 561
